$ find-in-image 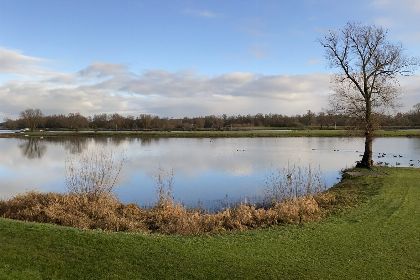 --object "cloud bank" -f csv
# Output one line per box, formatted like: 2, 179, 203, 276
0, 47, 418, 118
